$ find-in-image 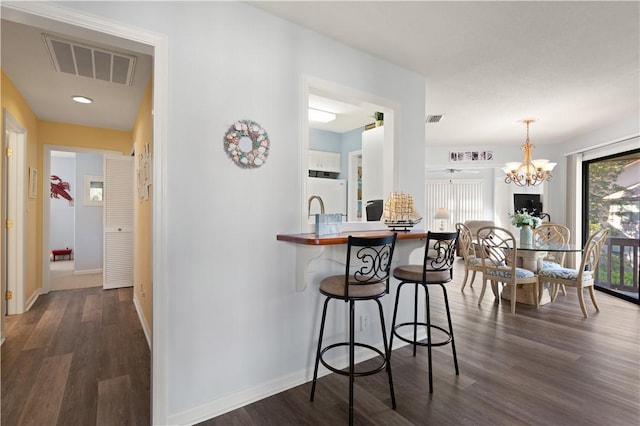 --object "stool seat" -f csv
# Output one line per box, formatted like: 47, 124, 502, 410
320, 275, 387, 299
393, 265, 451, 283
